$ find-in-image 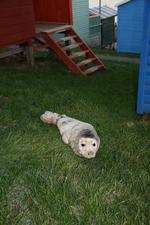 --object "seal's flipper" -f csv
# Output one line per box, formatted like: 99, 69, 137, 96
40, 111, 60, 125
